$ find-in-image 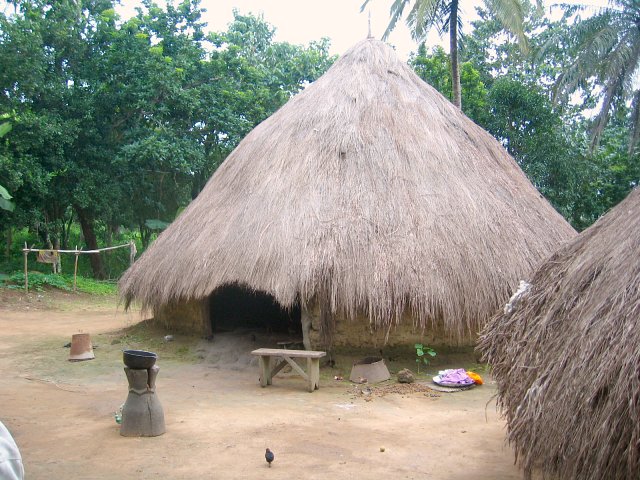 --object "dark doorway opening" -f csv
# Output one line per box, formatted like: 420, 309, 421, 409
209, 284, 301, 335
